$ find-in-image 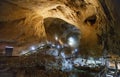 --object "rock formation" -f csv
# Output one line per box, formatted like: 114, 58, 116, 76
0, 0, 119, 56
